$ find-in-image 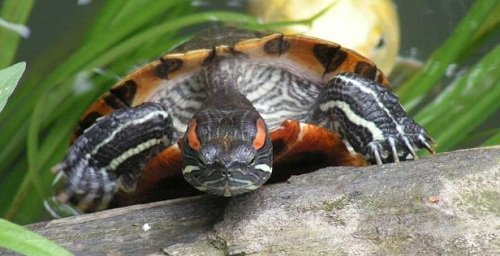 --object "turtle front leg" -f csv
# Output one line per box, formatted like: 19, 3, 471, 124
45, 103, 173, 216
311, 72, 434, 164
